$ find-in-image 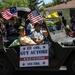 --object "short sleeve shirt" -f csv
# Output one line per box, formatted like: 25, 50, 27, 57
31, 30, 44, 40
26, 23, 32, 30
